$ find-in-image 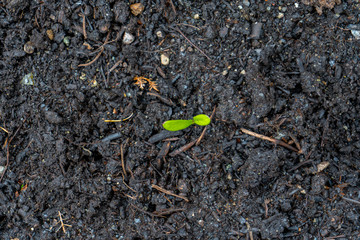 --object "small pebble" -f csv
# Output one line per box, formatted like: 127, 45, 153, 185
316, 161, 330, 173
130, 3, 144, 16
193, 13, 200, 19
350, 30, 360, 39
123, 32, 135, 44
21, 73, 34, 85
24, 41, 35, 54
243, 0, 250, 7
160, 54, 170, 65
63, 36, 70, 46
156, 30, 164, 38
46, 29, 54, 40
